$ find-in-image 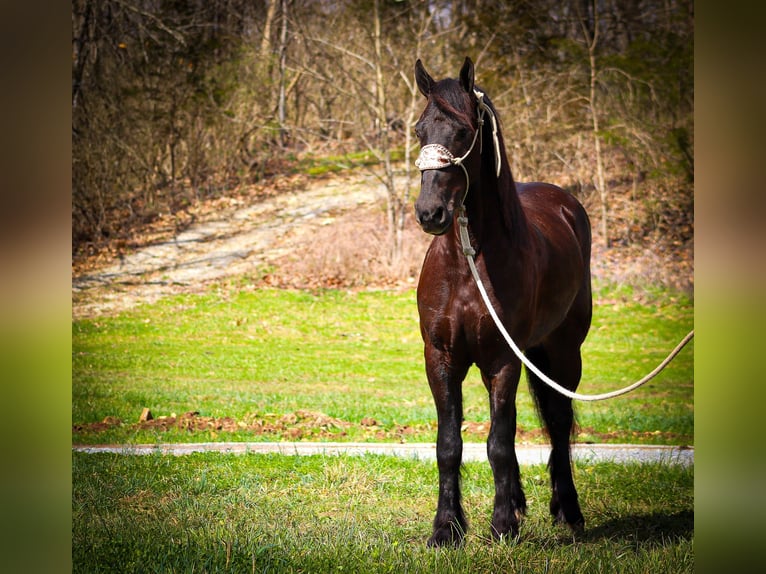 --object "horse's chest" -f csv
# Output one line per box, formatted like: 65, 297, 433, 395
419, 281, 516, 354
463, 307, 506, 354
